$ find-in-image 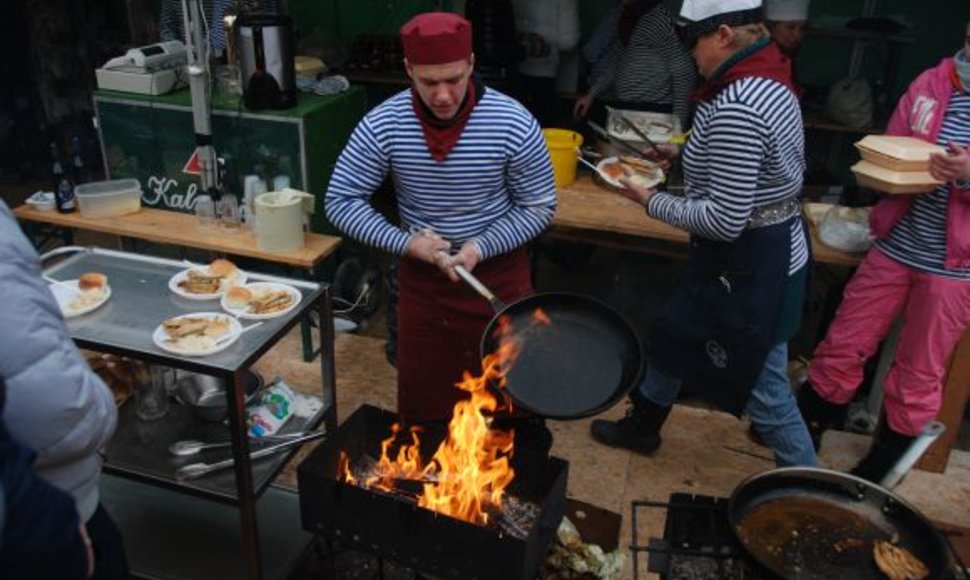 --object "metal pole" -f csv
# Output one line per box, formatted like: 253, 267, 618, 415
182, 0, 220, 195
